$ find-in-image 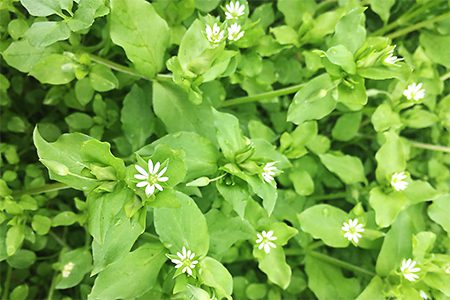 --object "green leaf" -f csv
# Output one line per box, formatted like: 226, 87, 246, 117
298, 204, 349, 248
319, 153, 366, 184
212, 109, 247, 162
89, 243, 167, 300
121, 84, 155, 151
6, 225, 24, 256
152, 81, 217, 144
337, 75, 367, 110
289, 170, 314, 196
428, 195, 450, 236
371, 103, 401, 132
29, 54, 75, 85
332, 112, 362, 141
65, 112, 94, 130
31, 215, 52, 235
206, 210, 253, 257
110, 0, 169, 79
216, 181, 249, 219
88, 187, 146, 274
139, 131, 218, 181
375, 131, 407, 182
10, 284, 29, 300
325, 45, 356, 74
253, 246, 291, 289
154, 191, 209, 256
270, 26, 299, 47
74, 78, 94, 105
412, 231, 435, 261
331, 7, 366, 53
369, 187, 408, 228
287, 74, 336, 125
56, 248, 92, 289
24, 21, 70, 47
89, 65, 119, 92
277, 0, 316, 28
305, 255, 361, 300
420, 32, 450, 68
68, 0, 108, 32
369, 0, 395, 23
376, 211, 413, 276
2, 40, 56, 73
199, 257, 233, 298
19, 0, 66, 17
402, 108, 439, 129
356, 276, 385, 300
